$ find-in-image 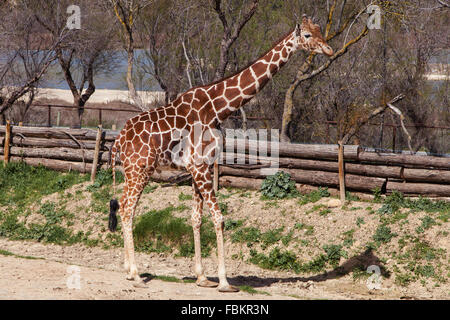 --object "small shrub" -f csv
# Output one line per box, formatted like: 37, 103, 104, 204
260, 171, 298, 199
249, 247, 301, 272
231, 227, 261, 246
323, 244, 348, 268
224, 219, 243, 230
373, 225, 397, 244
261, 227, 284, 248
